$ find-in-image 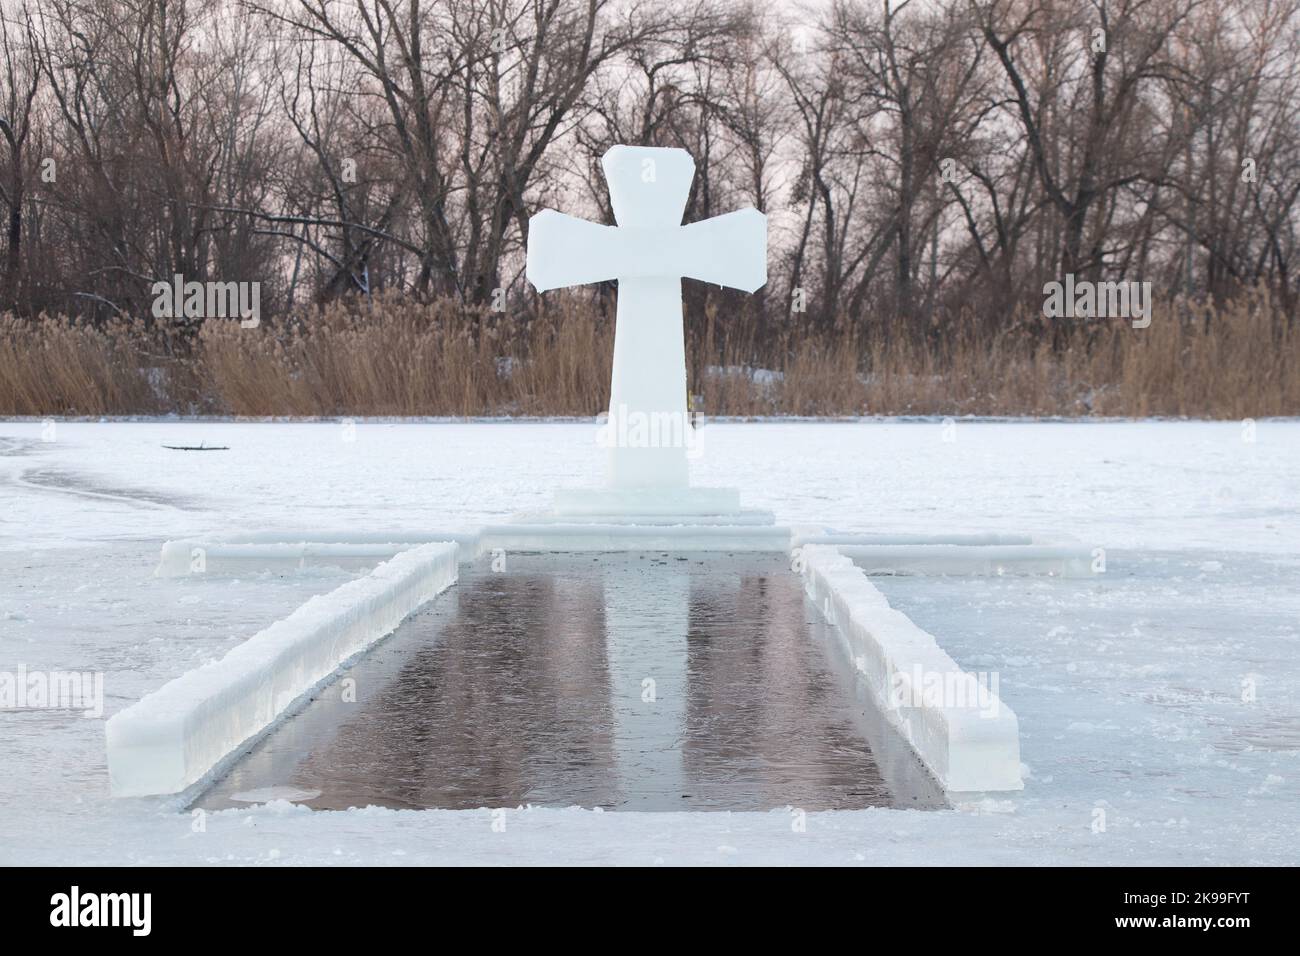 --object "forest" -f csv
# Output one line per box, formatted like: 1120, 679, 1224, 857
0, 0, 1296, 416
